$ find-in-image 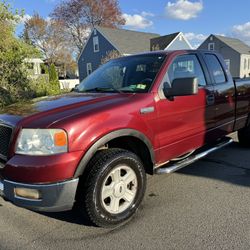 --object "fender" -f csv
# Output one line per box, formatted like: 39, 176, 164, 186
73, 128, 155, 178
